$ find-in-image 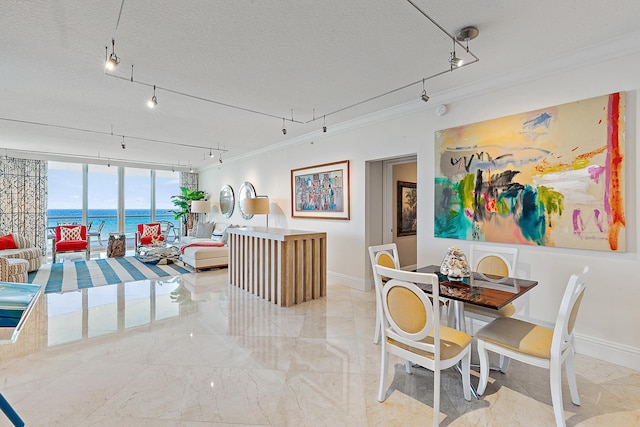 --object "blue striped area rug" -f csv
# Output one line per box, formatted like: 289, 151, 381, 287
27, 257, 190, 294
